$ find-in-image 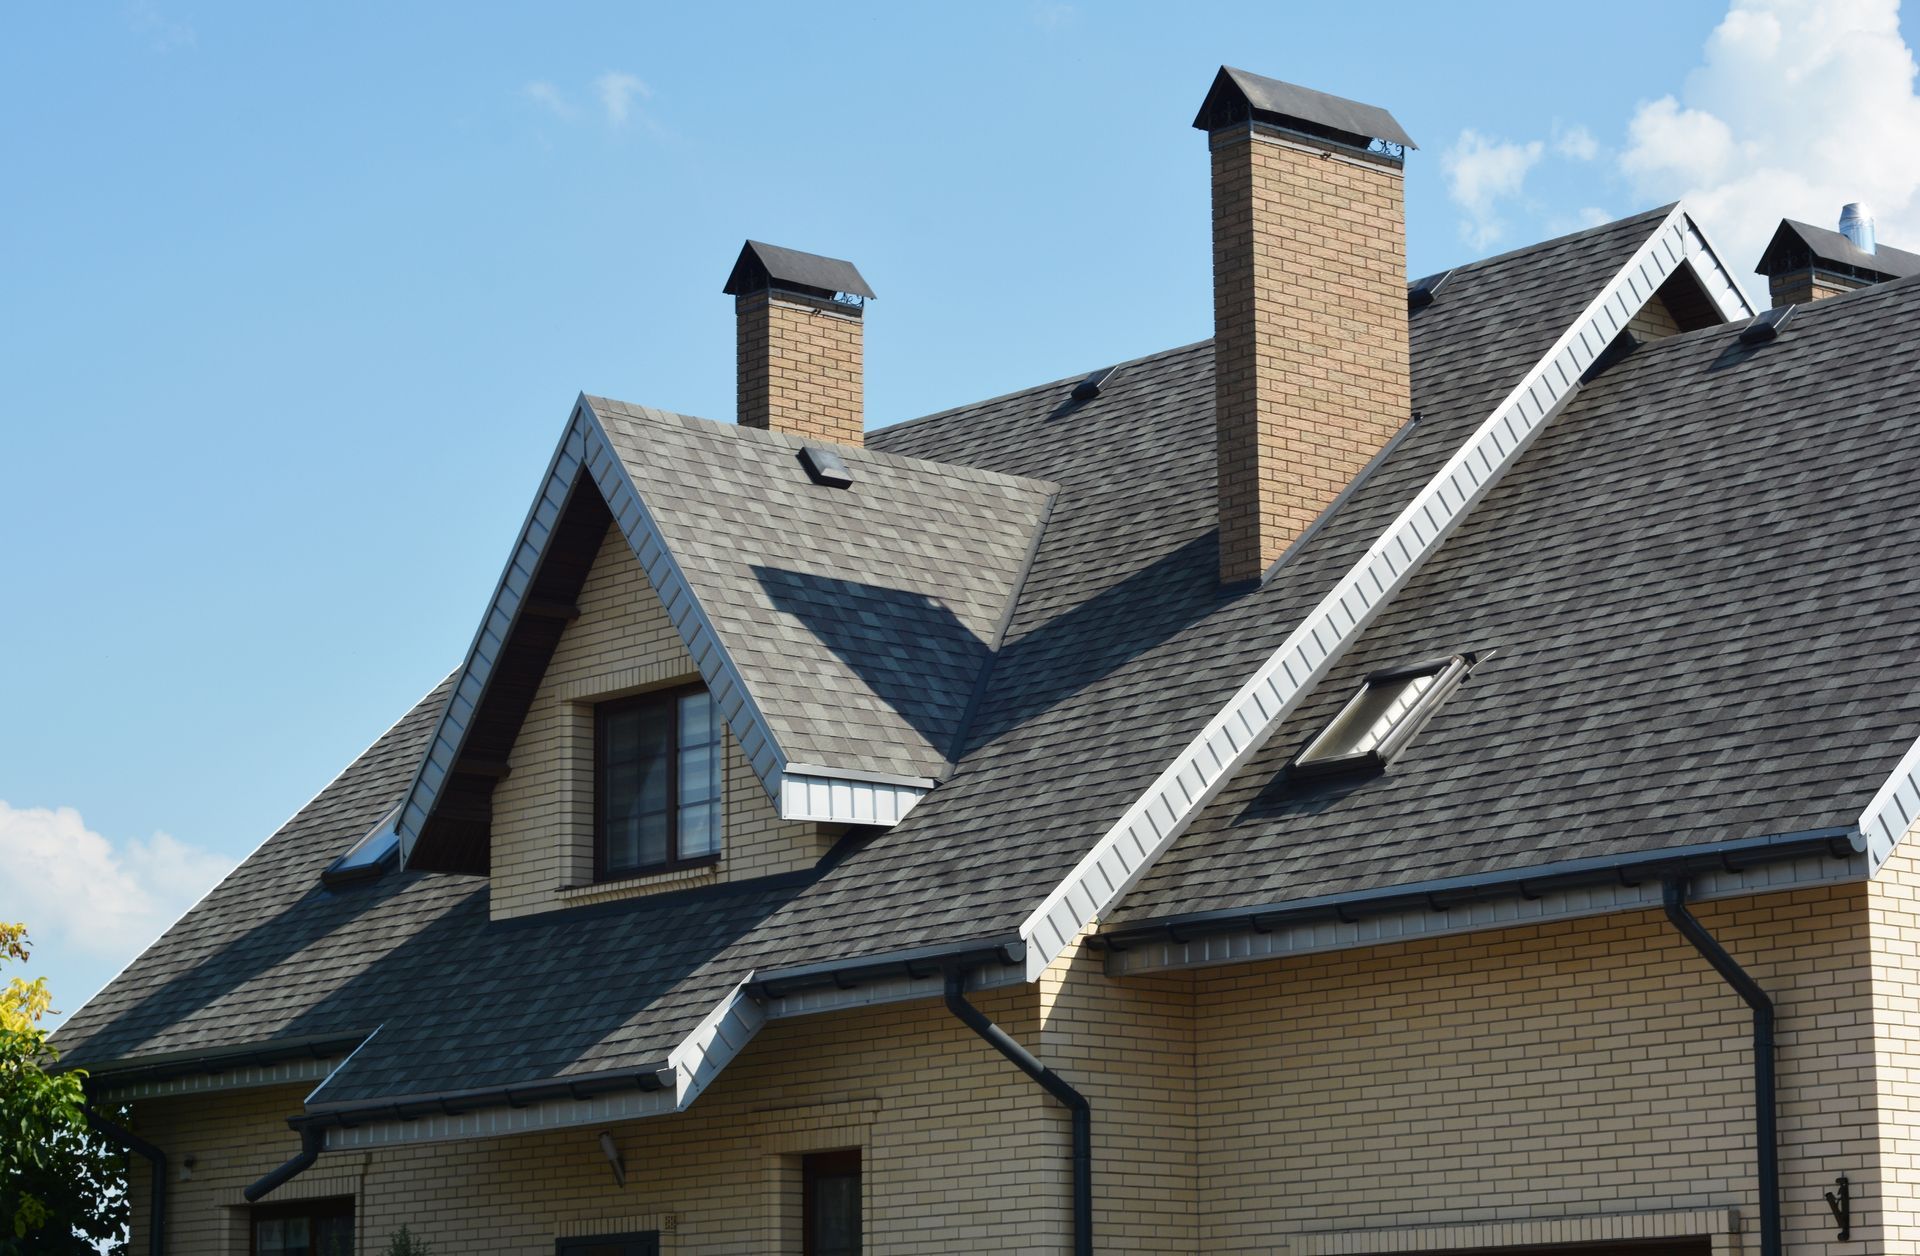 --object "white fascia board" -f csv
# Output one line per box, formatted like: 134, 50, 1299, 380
1860, 736, 1920, 868
1019, 204, 1729, 981
96, 1055, 345, 1103
779, 769, 933, 825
